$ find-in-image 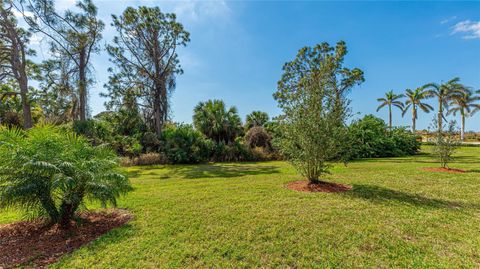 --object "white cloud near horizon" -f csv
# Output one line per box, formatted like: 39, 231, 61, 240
451, 20, 480, 40
440, 16, 457, 25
